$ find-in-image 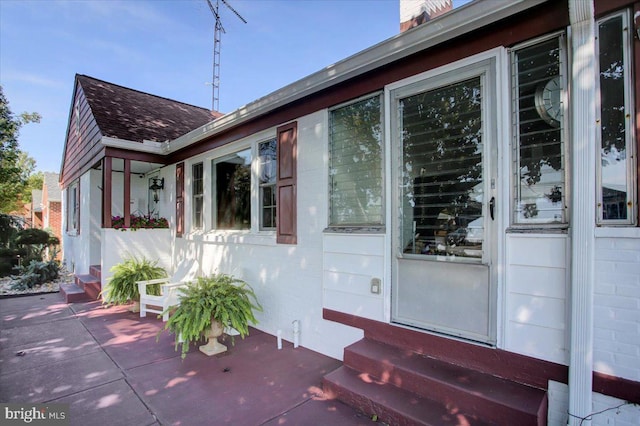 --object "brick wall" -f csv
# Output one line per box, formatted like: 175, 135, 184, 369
594, 232, 640, 382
